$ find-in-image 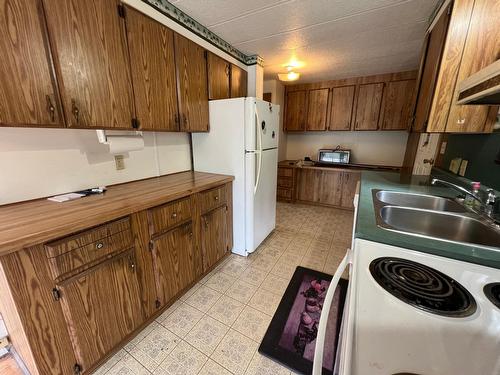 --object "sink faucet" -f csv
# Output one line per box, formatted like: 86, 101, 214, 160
431, 178, 483, 204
